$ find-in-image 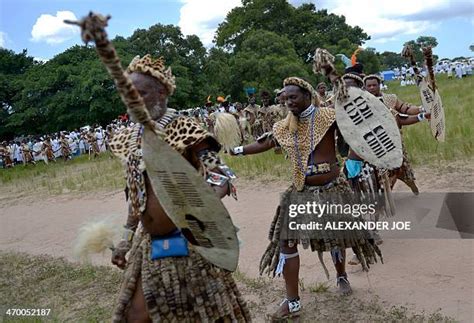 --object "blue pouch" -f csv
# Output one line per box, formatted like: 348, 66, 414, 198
150, 230, 189, 260
345, 159, 363, 179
